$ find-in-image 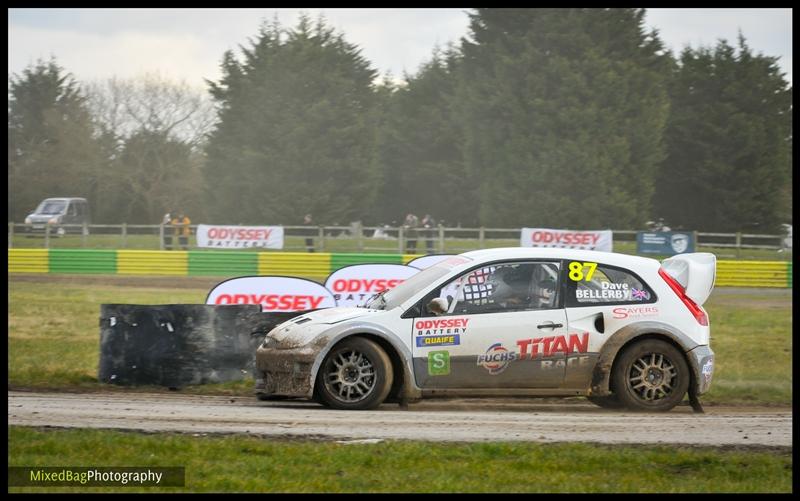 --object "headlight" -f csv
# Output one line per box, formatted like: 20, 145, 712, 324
24, 216, 31, 224
261, 336, 278, 349
48, 216, 61, 224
